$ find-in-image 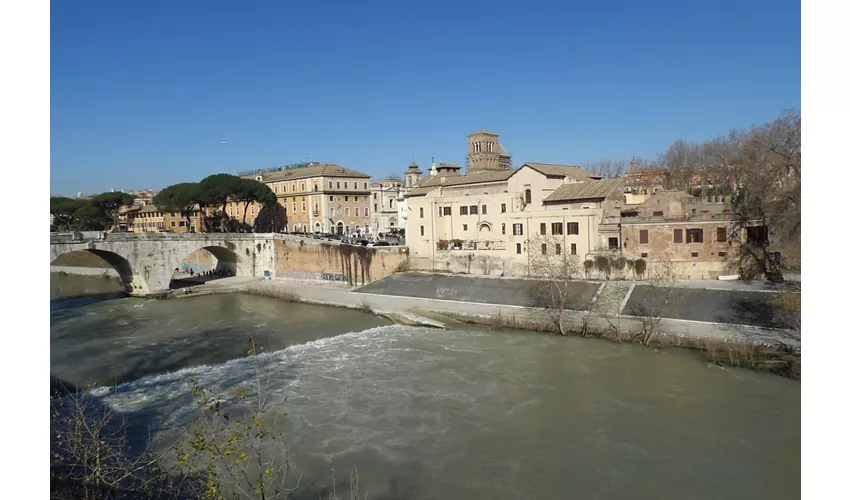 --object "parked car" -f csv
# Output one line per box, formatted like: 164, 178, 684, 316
367, 241, 391, 248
